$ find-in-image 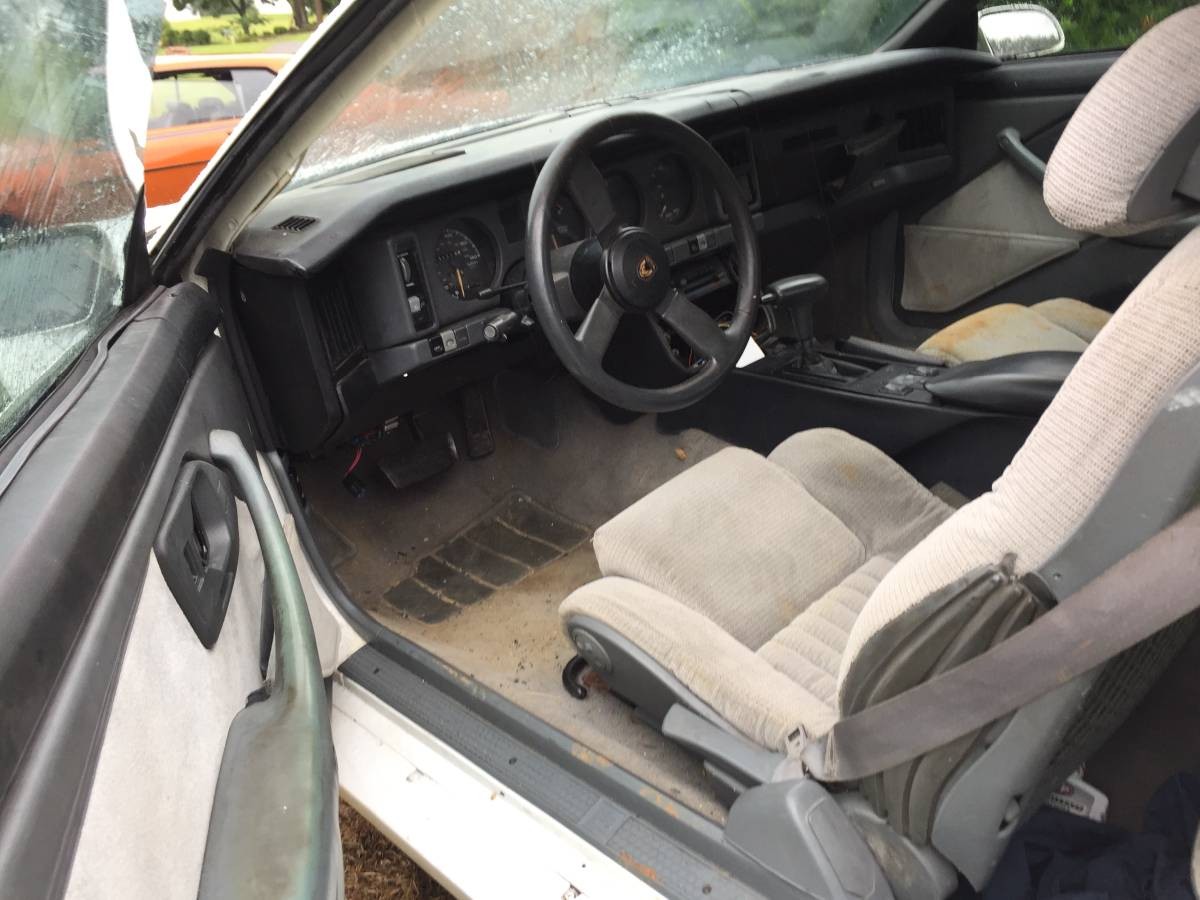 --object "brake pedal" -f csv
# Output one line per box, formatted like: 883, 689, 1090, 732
377, 433, 458, 491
